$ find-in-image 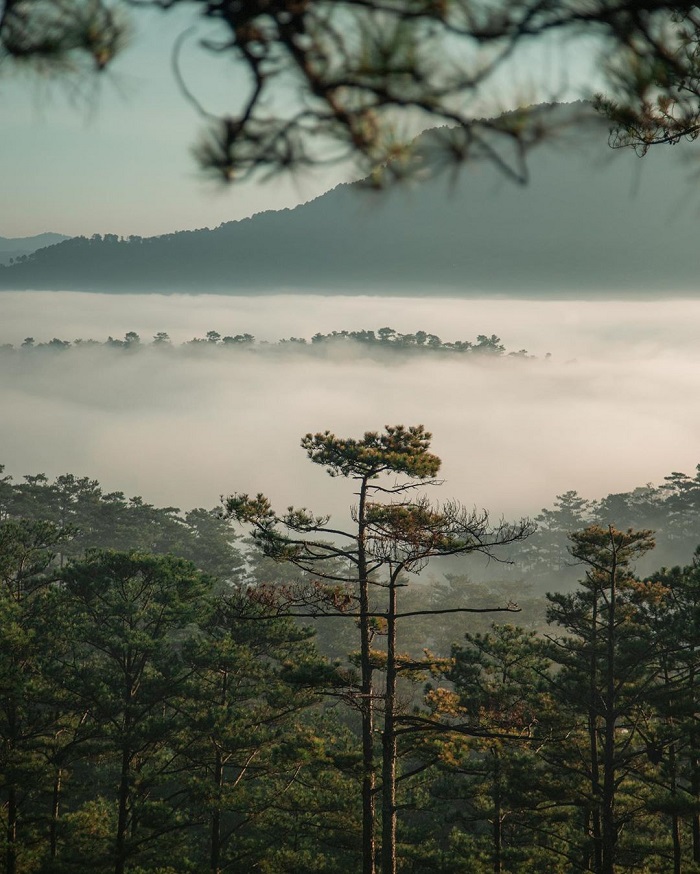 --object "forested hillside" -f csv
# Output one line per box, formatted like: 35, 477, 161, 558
2, 108, 700, 296
4, 429, 700, 874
